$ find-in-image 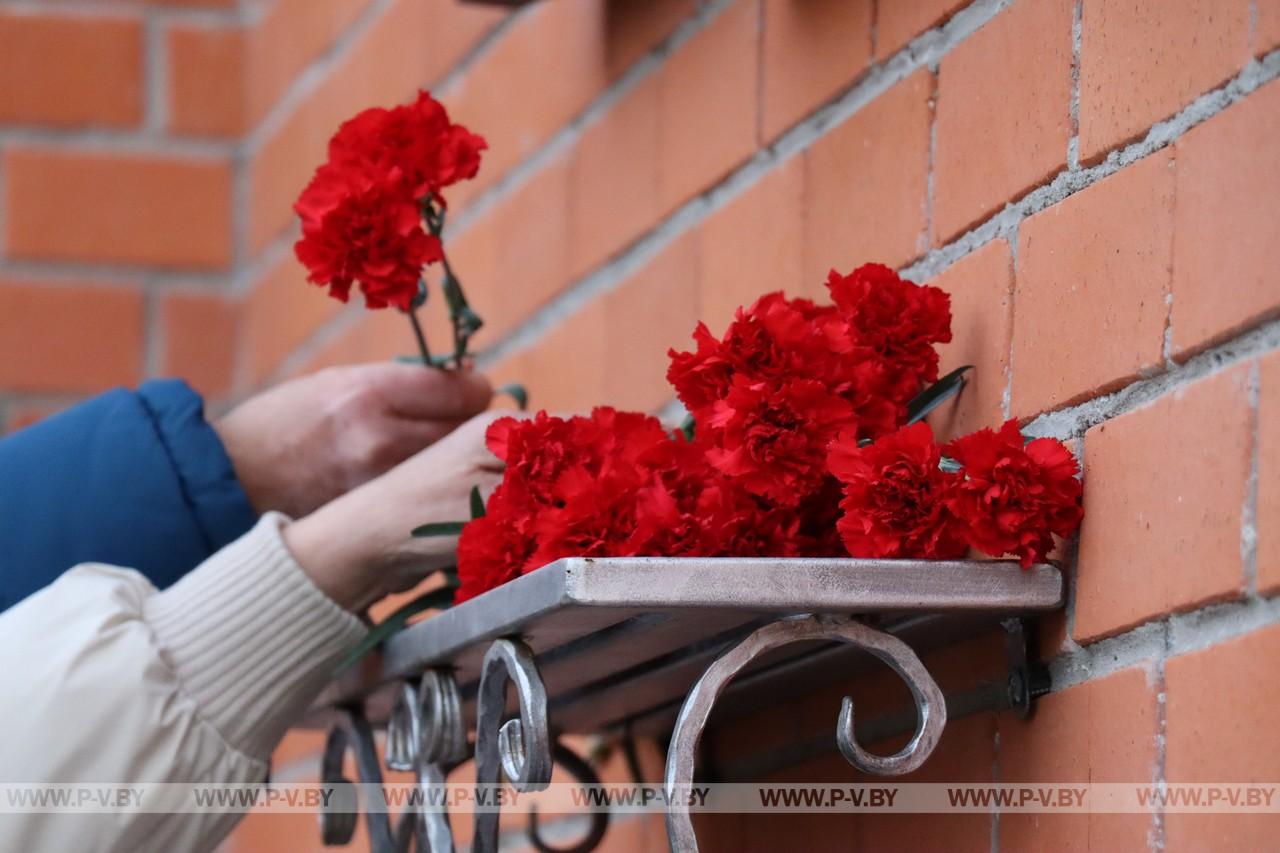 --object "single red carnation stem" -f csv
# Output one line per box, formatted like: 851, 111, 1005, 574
404, 306, 439, 369
422, 201, 481, 368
